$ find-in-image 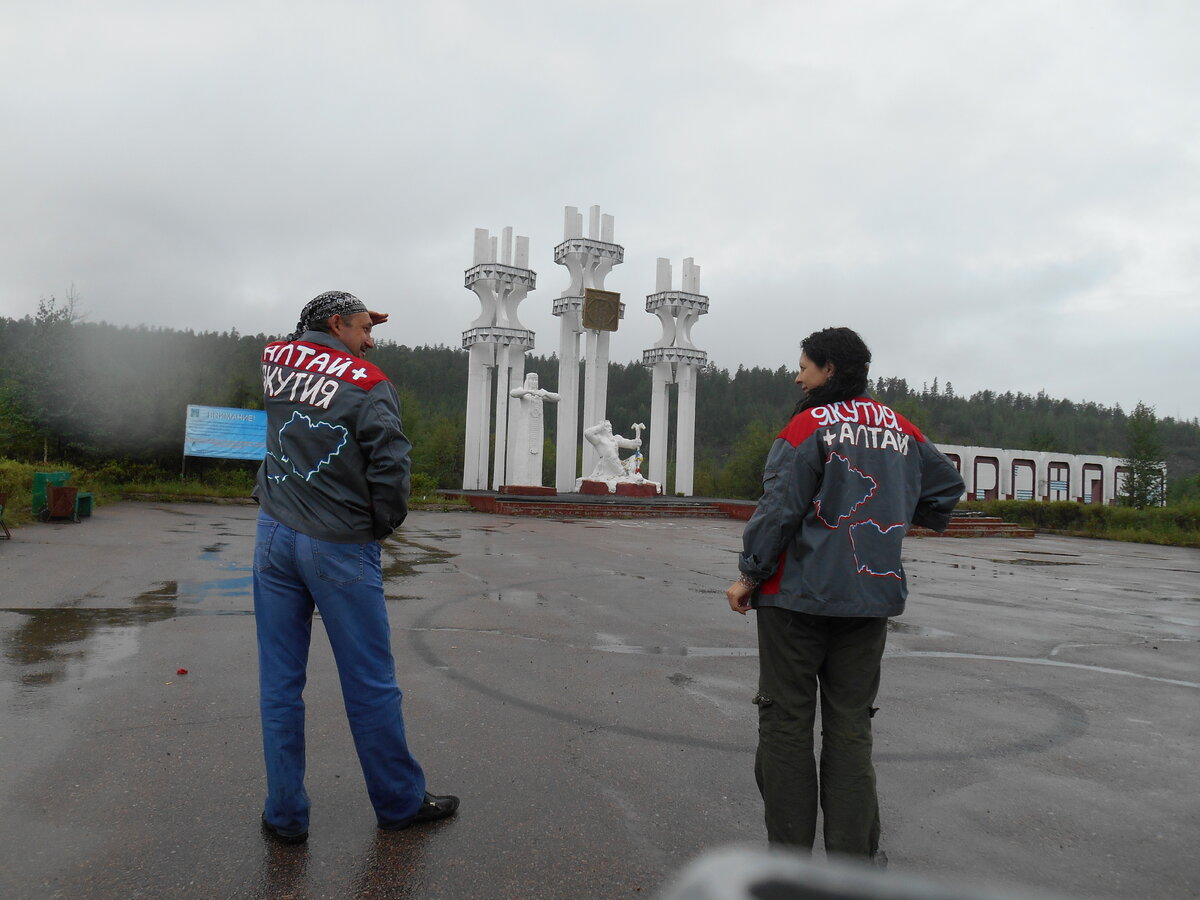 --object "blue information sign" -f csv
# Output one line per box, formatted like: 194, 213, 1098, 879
184, 405, 267, 460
